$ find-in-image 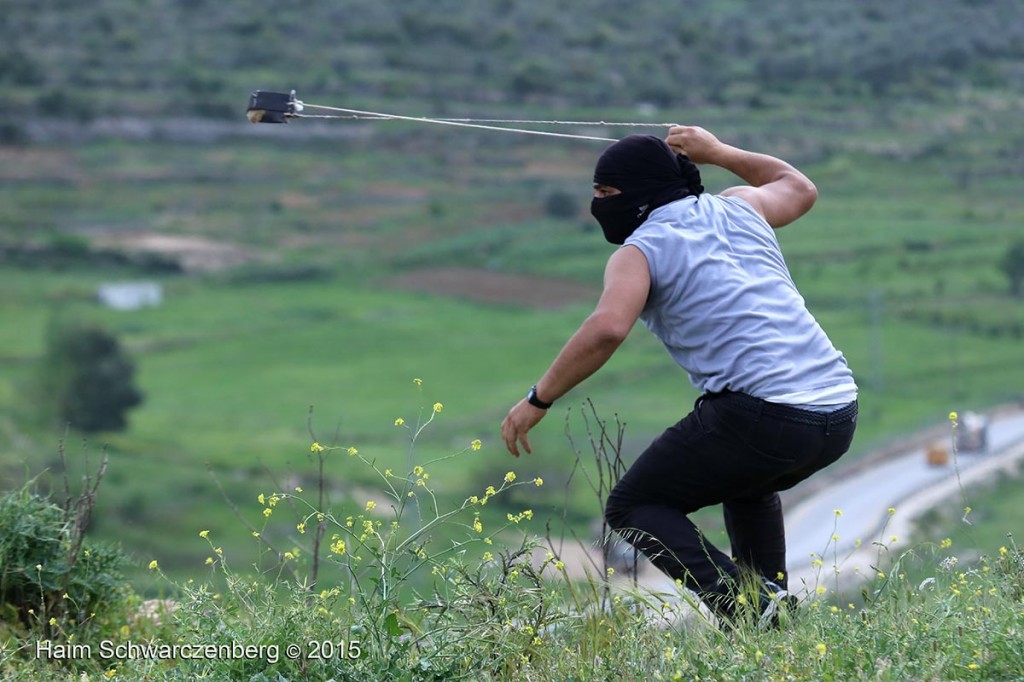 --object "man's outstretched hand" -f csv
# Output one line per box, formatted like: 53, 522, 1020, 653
501, 400, 546, 457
